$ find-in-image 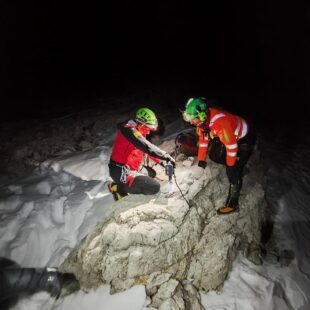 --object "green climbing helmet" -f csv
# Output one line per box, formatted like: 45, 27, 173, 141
135, 107, 158, 130
183, 98, 207, 122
